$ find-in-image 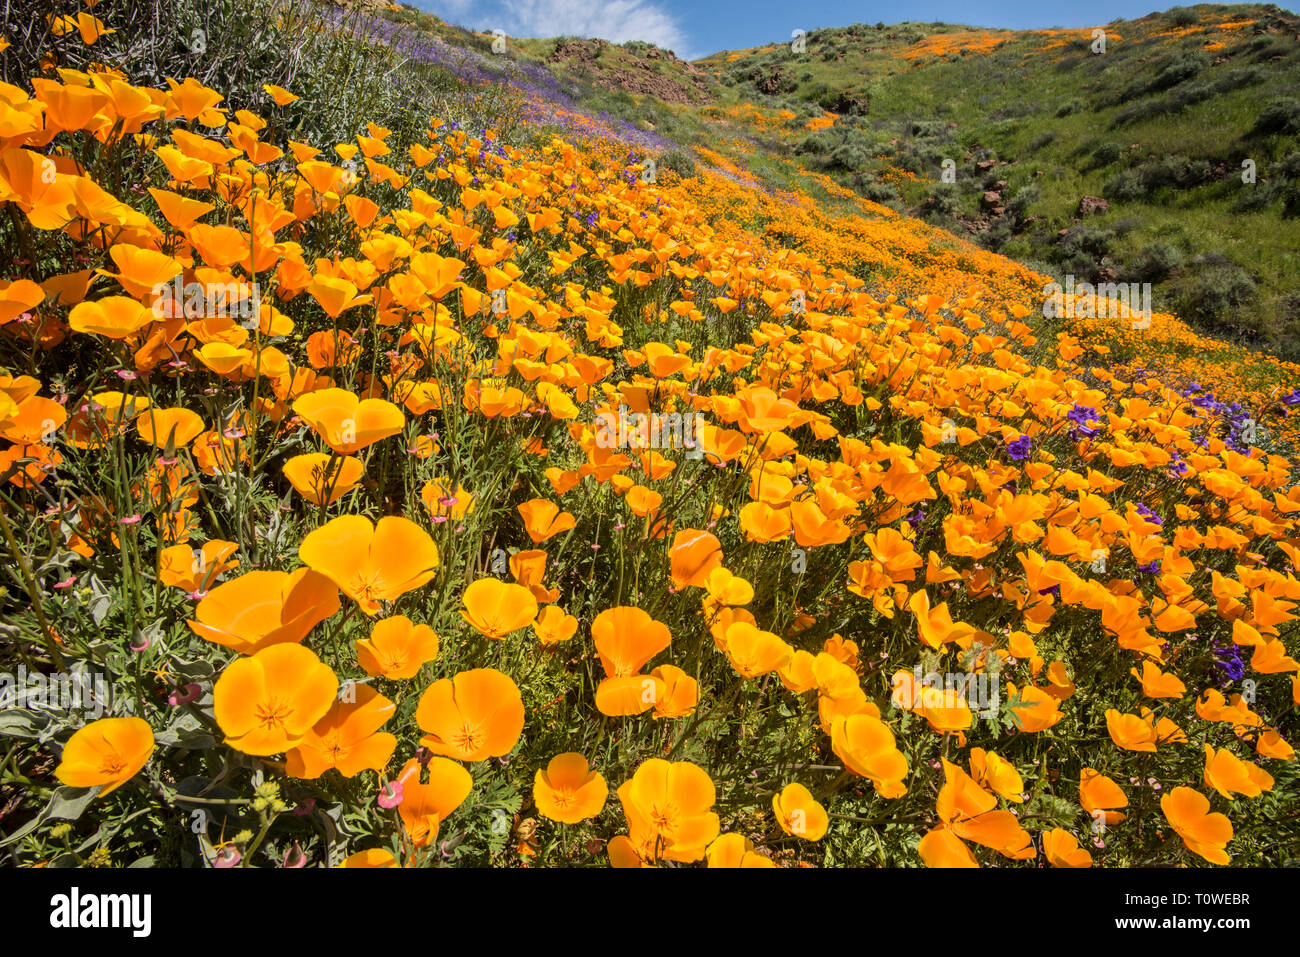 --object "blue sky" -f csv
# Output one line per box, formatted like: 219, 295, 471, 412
412, 0, 1297, 60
